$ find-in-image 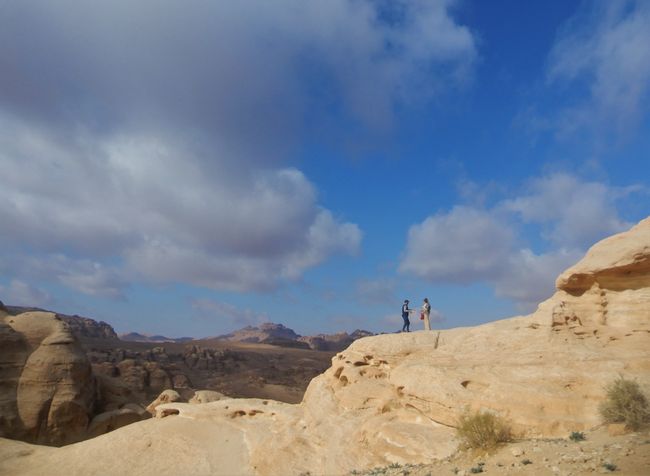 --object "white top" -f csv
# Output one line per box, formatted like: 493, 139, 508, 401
422, 302, 431, 315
